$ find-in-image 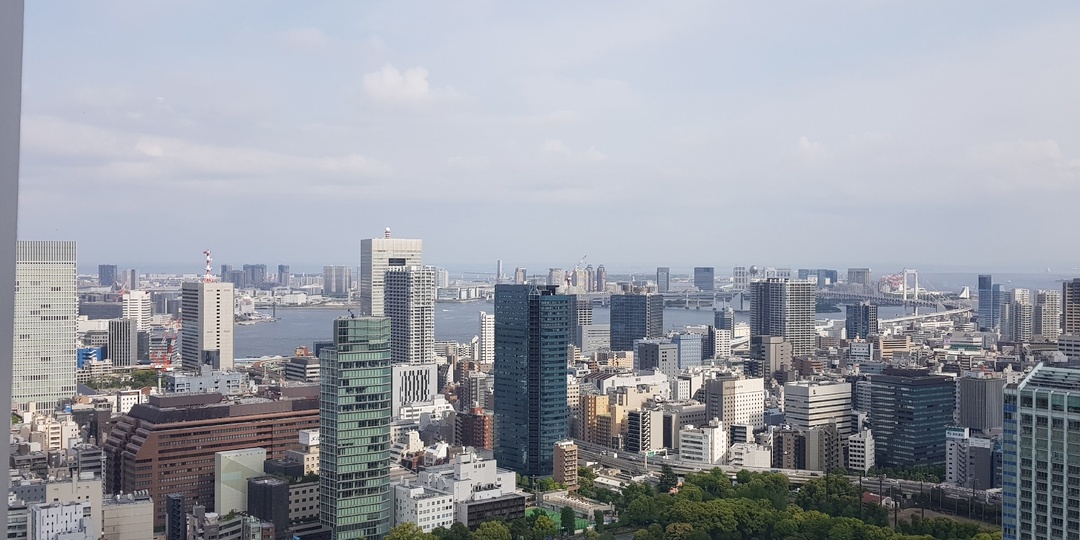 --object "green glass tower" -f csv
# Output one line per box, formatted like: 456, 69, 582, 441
319, 316, 392, 540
